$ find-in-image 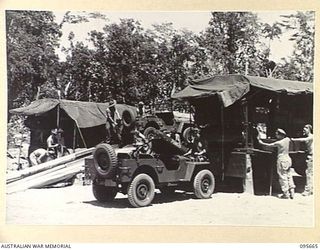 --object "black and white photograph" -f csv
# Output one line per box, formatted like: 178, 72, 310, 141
4, 7, 316, 238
